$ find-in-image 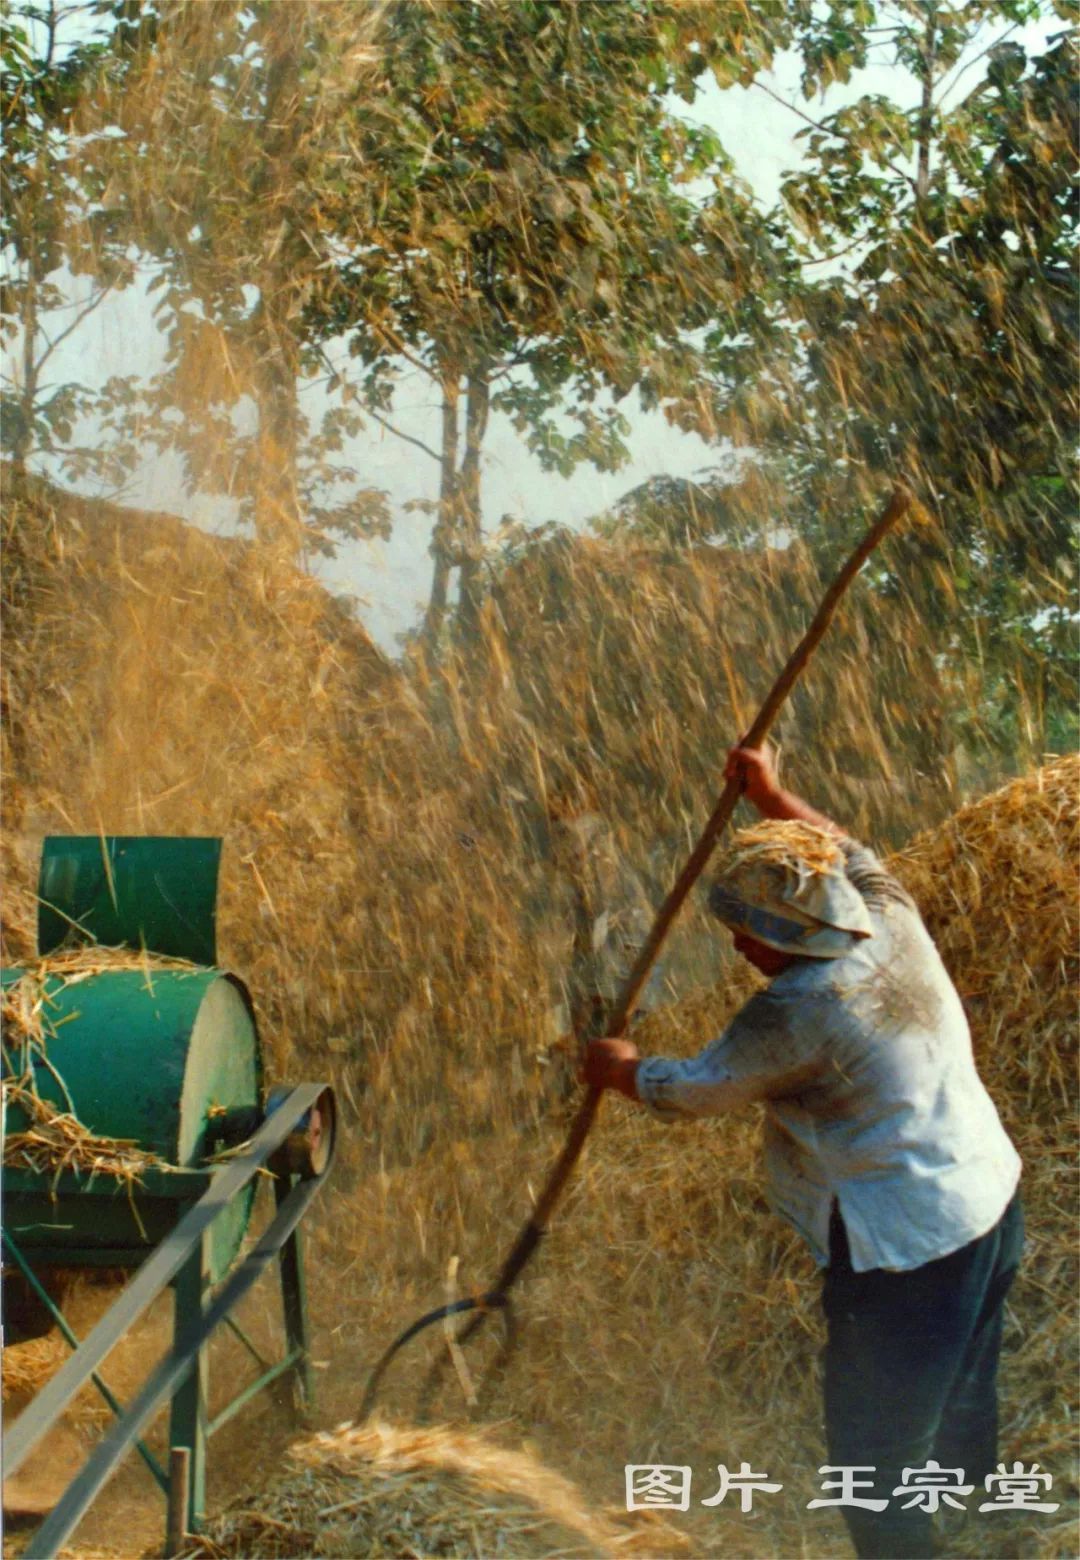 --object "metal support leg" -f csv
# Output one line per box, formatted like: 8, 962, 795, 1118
168, 1236, 208, 1532
165, 1446, 190, 1558
274, 1174, 313, 1413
